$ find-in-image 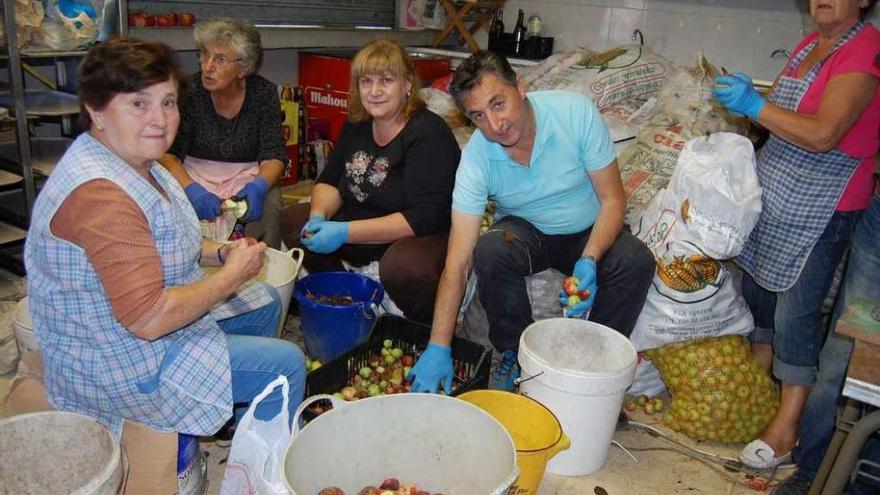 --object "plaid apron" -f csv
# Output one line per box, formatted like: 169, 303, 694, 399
736, 22, 866, 292
25, 134, 271, 437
